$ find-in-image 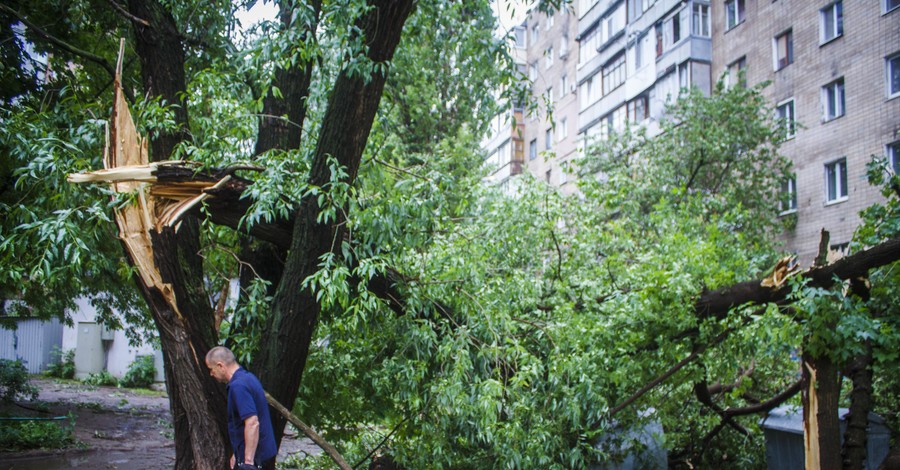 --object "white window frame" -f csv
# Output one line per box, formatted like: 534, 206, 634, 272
773, 29, 793, 71
531, 24, 540, 44
560, 36, 569, 58
886, 0, 900, 14
558, 117, 568, 140
780, 177, 798, 215
825, 158, 849, 204
529, 62, 537, 81
775, 98, 795, 140
822, 78, 845, 122
725, 0, 744, 30
560, 74, 568, 98
545, 47, 554, 69
545, 128, 552, 150
546, 13, 555, 30
820, 2, 843, 45
888, 141, 900, 174
529, 139, 538, 160
888, 53, 900, 99
692, 3, 710, 37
